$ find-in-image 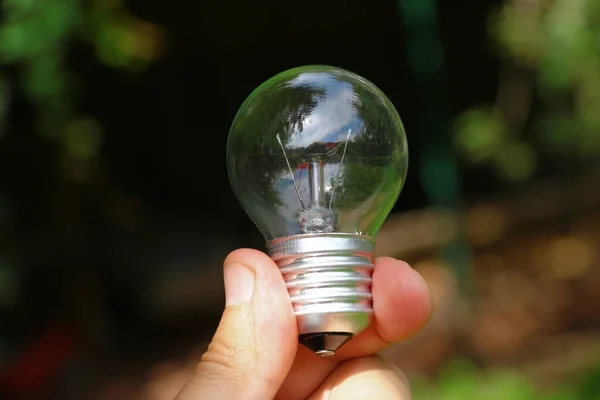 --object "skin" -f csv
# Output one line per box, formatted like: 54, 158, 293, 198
175, 249, 432, 400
